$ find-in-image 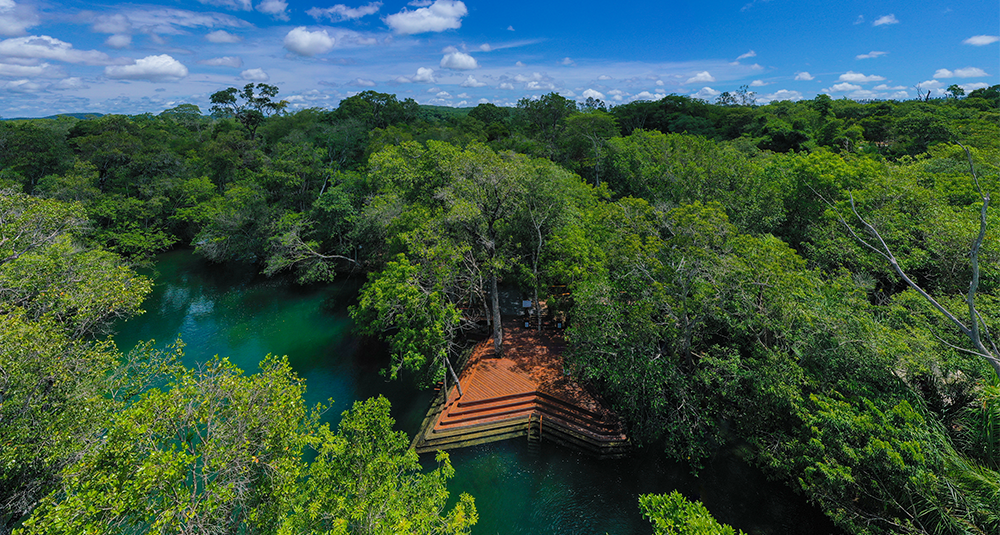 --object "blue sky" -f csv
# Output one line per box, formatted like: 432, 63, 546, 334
0, 0, 997, 117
